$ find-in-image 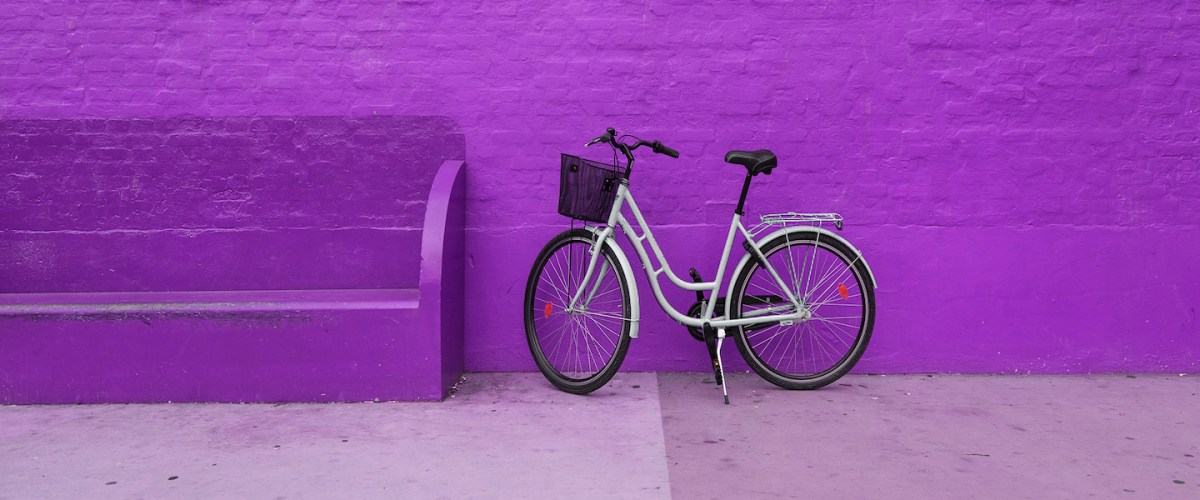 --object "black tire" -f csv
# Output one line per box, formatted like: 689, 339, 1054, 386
524, 228, 632, 394
728, 231, 876, 390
